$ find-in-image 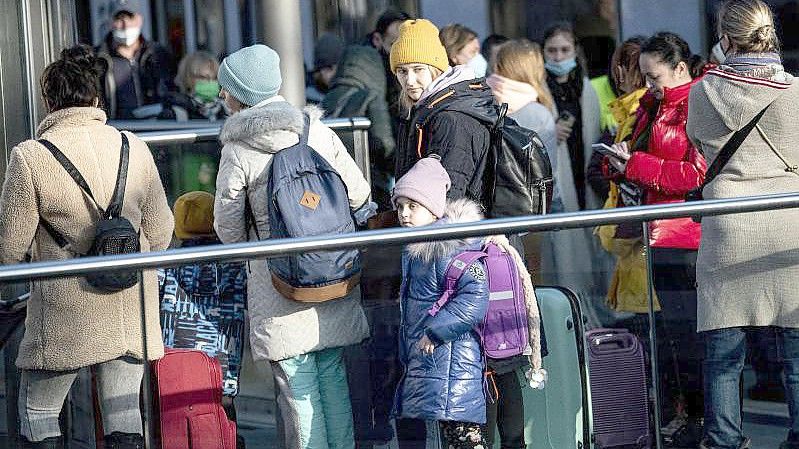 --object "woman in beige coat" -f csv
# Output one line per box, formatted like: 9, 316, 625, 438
0, 46, 173, 449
